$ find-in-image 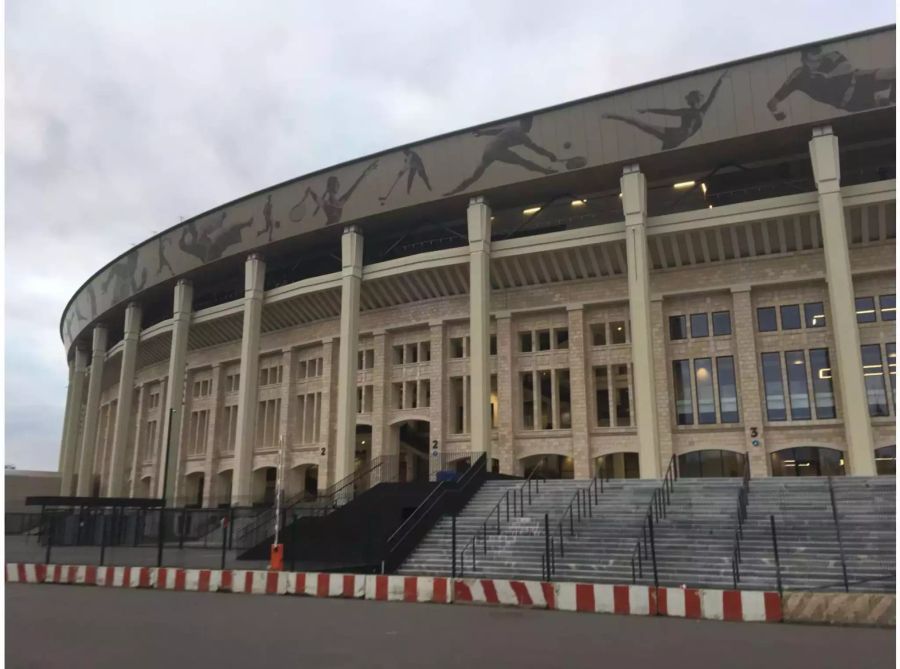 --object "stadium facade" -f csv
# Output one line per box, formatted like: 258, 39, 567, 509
56, 27, 896, 507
